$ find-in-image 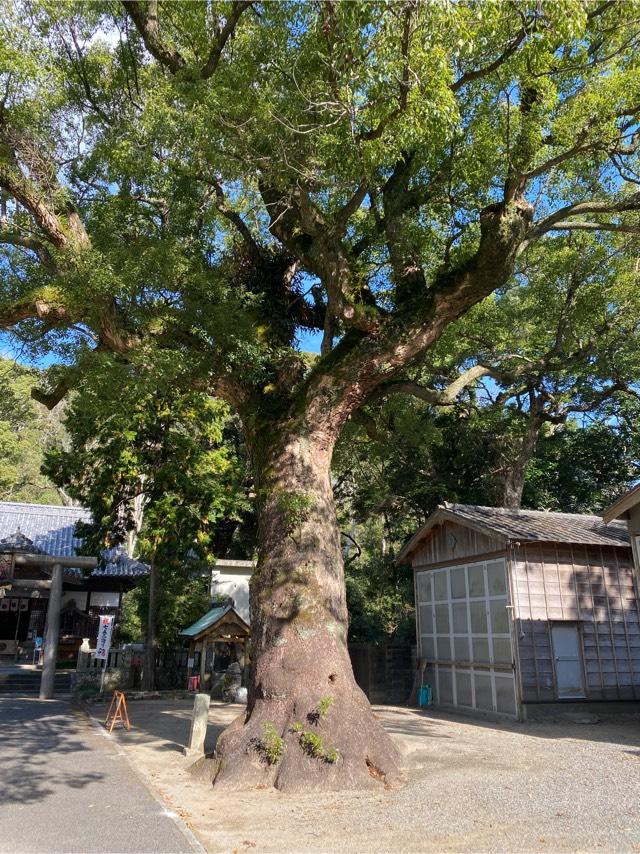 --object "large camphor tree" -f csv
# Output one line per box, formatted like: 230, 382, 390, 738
1, 0, 640, 790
